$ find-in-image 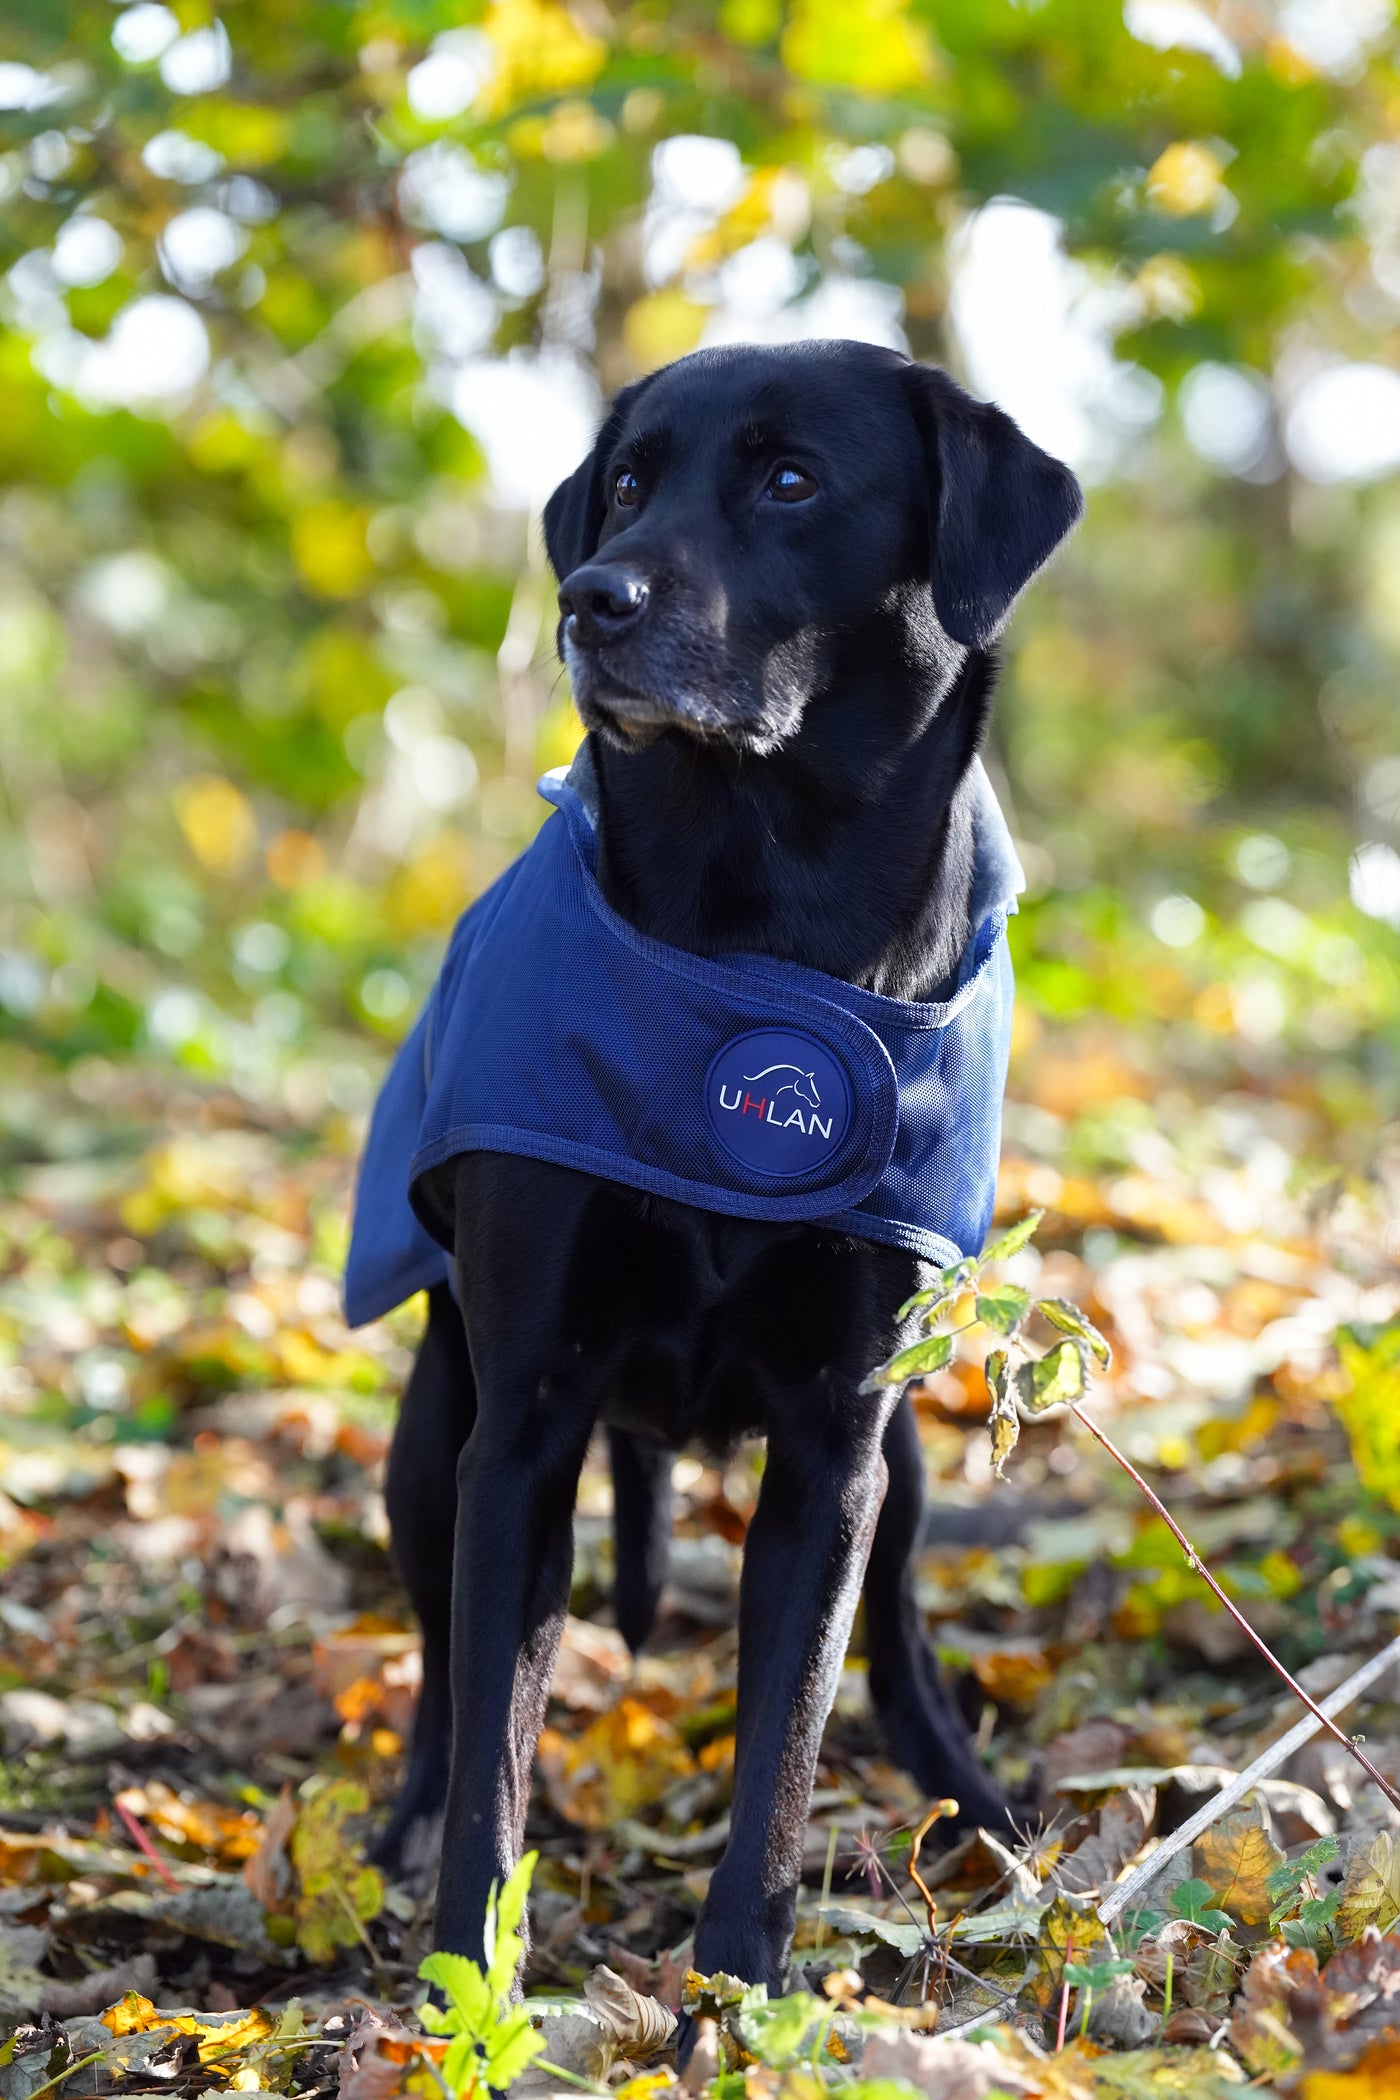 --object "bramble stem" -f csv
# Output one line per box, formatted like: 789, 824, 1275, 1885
1056, 1934, 1074, 2051
1069, 1402, 1400, 1815
114, 1797, 181, 1890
